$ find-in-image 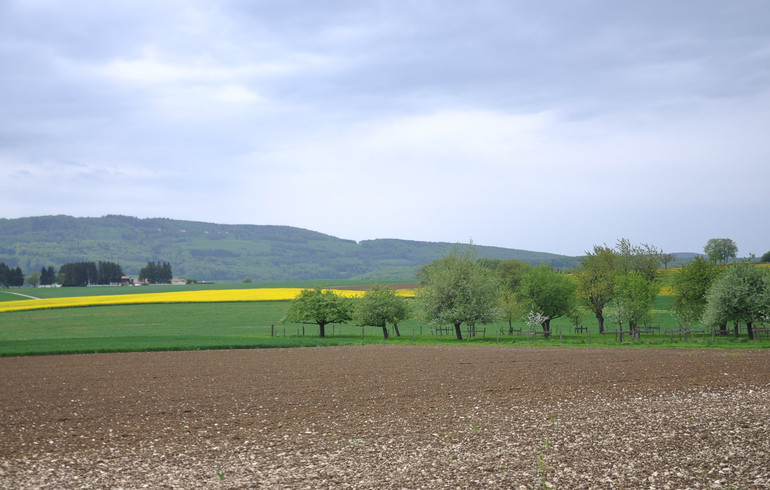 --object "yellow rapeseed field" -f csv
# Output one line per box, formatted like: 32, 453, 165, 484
0, 288, 415, 314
